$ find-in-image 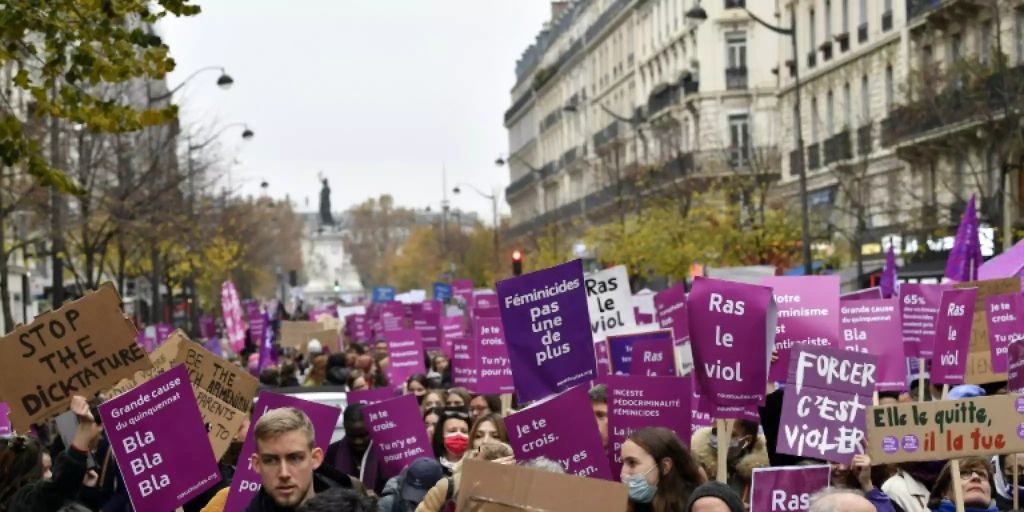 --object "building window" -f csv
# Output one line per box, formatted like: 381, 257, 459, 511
811, 97, 820, 143
826, 90, 835, 136
885, 64, 894, 111
809, 8, 817, 50
728, 114, 750, 166
860, 75, 870, 123
859, 0, 867, 25
980, 20, 993, 64
825, 0, 833, 39
1017, 9, 1024, 64
841, 0, 849, 34
793, 105, 800, 146
726, 32, 748, 90
843, 82, 852, 129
